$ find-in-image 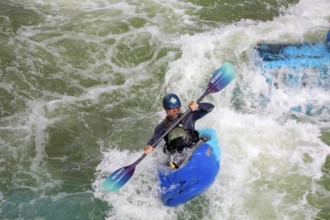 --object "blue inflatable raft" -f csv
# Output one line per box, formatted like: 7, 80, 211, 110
157, 128, 221, 207
254, 30, 330, 88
